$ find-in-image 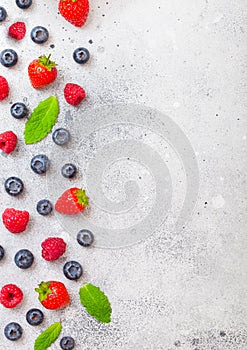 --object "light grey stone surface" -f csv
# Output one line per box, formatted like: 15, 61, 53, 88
0, 0, 246, 349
